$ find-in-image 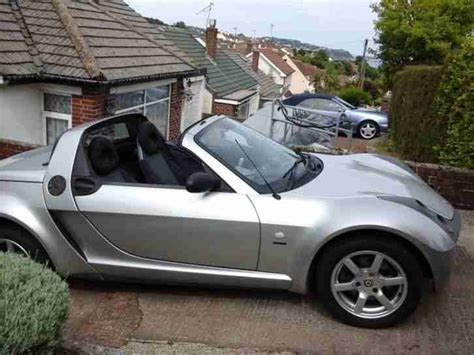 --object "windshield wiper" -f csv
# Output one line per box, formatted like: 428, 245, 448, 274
283, 153, 306, 189
234, 139, 281, 200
